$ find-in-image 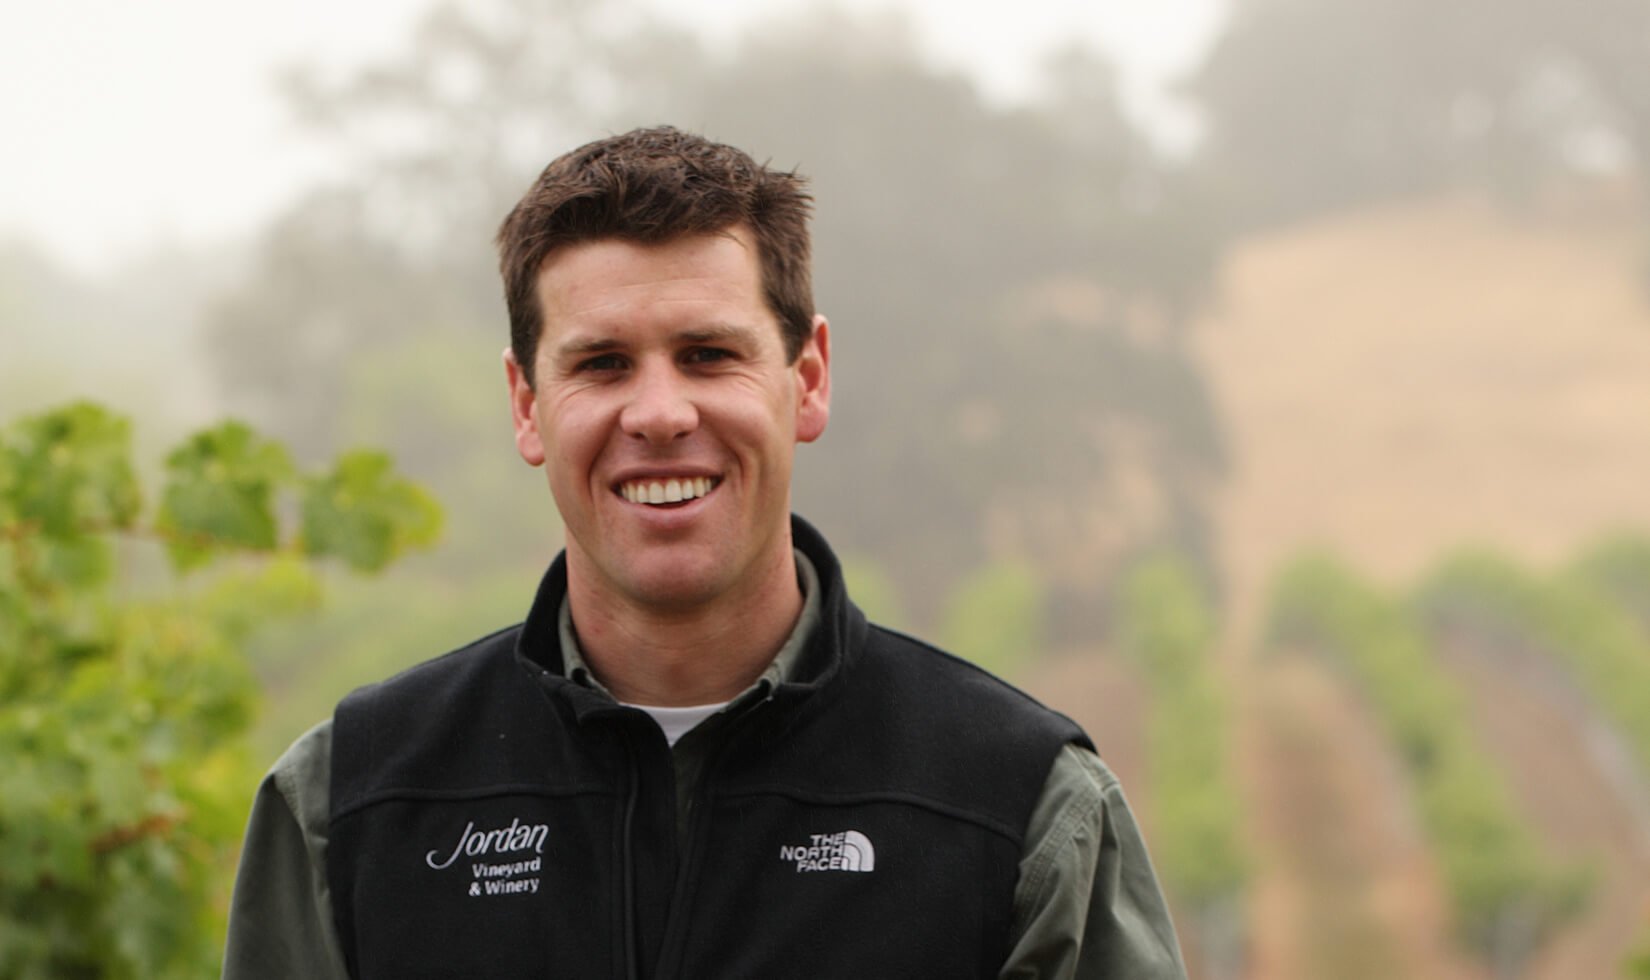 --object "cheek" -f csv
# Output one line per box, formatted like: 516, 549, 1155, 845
735, 399, 802, 475
540, 401, 608, 481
